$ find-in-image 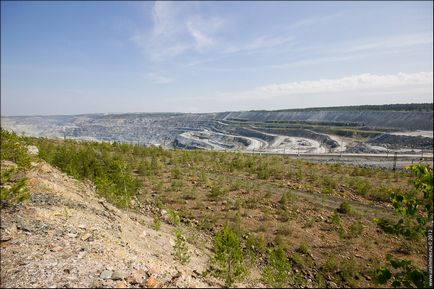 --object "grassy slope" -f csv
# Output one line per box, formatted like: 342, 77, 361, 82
20, 135, 429, 288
